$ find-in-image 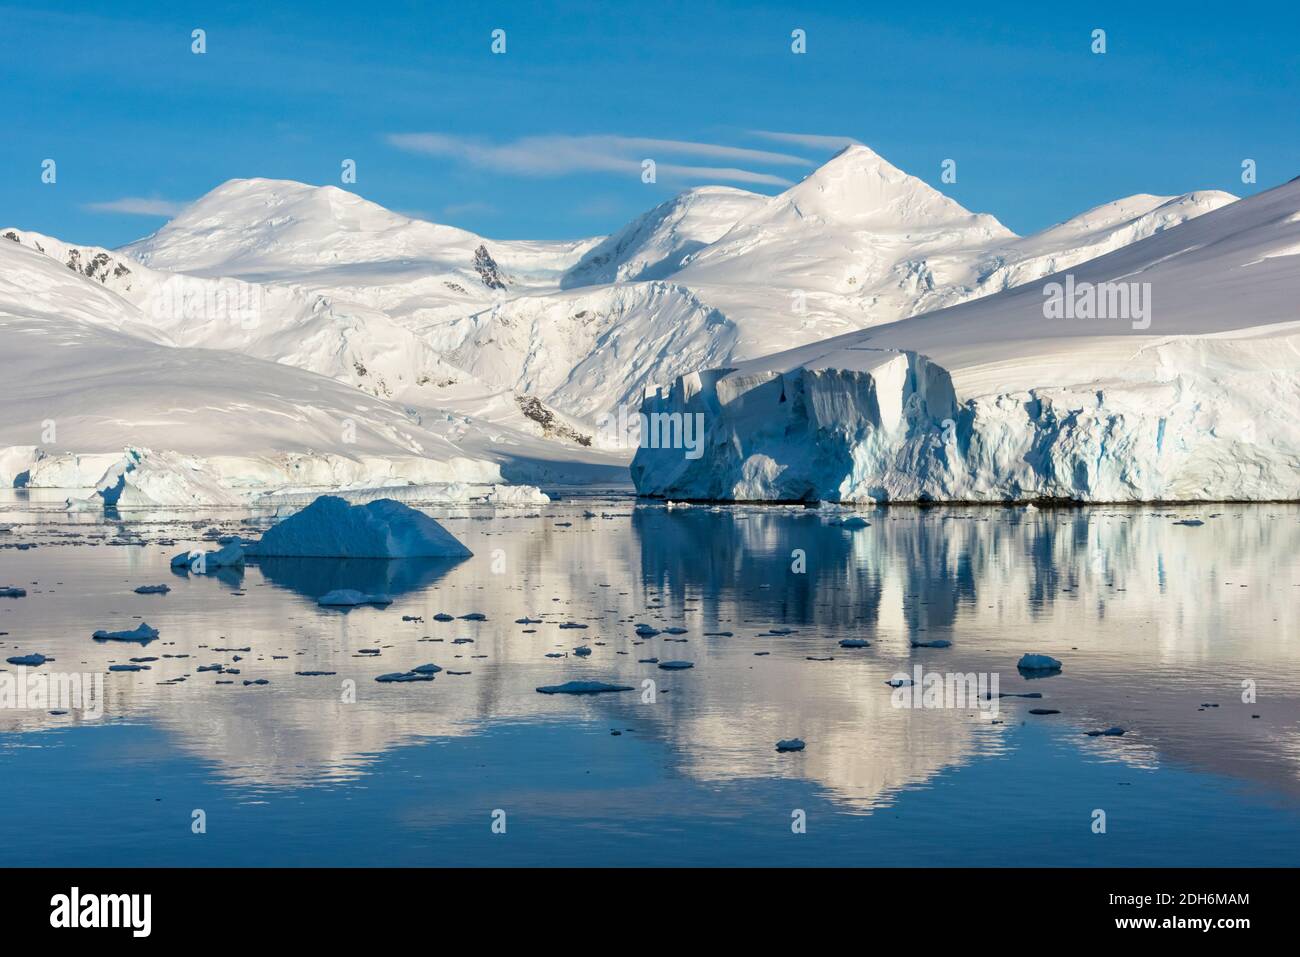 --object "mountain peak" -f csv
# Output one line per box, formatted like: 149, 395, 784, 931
766, 142, 1010, 234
